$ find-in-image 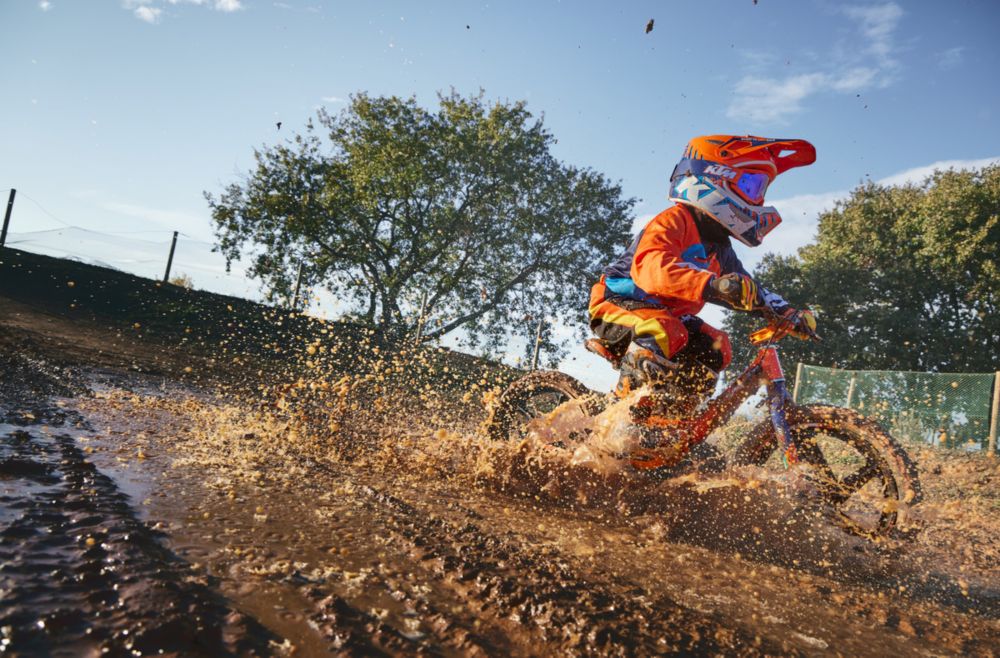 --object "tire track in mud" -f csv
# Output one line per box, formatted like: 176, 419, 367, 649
0, 415, 276, 657
339, 481, 798, 656
195, 453, 793, 656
